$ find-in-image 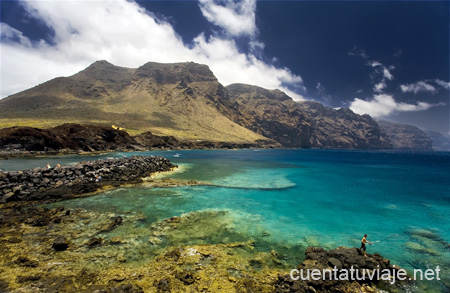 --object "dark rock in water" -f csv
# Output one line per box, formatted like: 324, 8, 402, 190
176, 271, 195, 285
87, 237, 103, 247
249, 259, 263, 270
100, 216, 123, 233
0, 280, 8, 292
65, 209, 71, 216
108, 283, 142, 292
52, 235, 69, 251
7, 237, 22, 243
32, 217, 51, 227
17, 275, 41, 283
154, 278, 171, 292
164, 248, 182, 261
15, 256, 38, 267
167, 216, 180, 223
